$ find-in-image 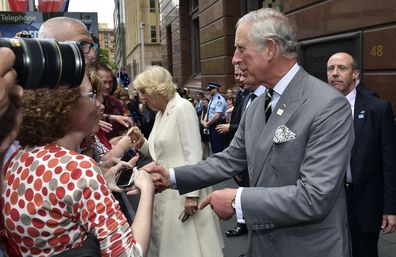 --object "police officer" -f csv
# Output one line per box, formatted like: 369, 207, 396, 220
203, 82, 227, 154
